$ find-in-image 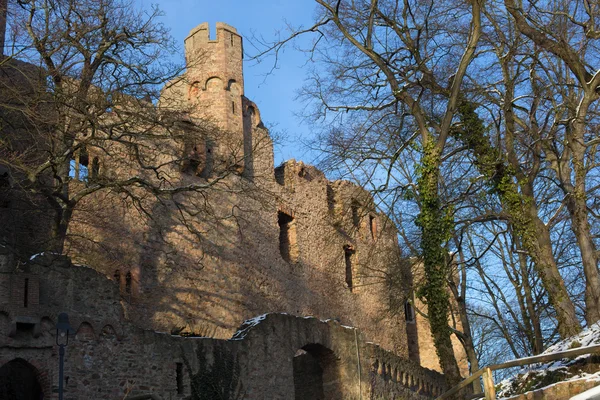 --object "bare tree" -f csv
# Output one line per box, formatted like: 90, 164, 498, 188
0, 0, 245, 259
254, 0, 483, 386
